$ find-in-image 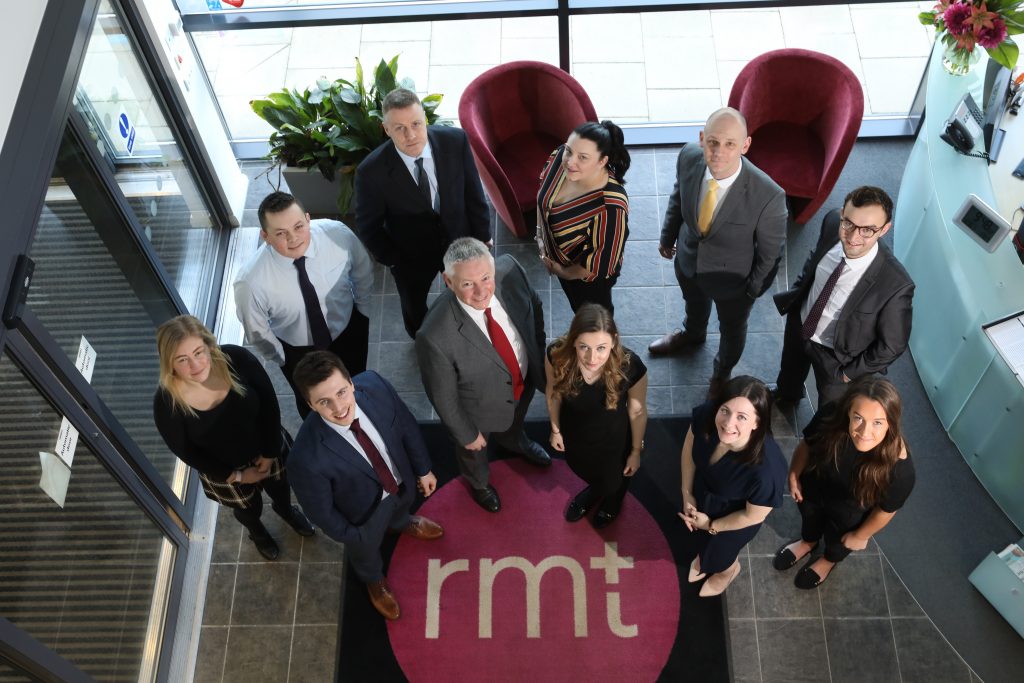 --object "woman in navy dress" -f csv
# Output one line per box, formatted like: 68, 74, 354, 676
679, 376, 787, 596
